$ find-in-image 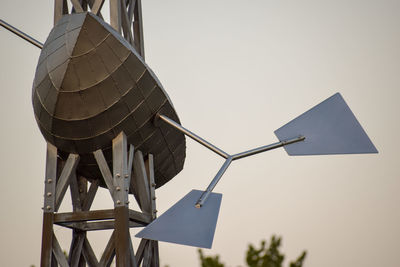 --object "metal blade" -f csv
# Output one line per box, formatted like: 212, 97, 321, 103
274, 93, 378, 155
135, 190, 222, 249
